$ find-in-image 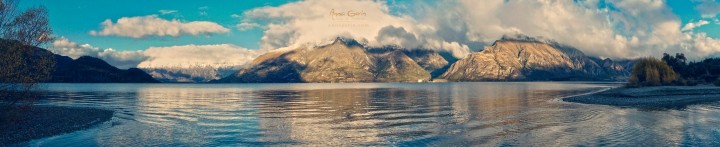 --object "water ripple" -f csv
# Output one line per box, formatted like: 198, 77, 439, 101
17, 83, 720, 146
